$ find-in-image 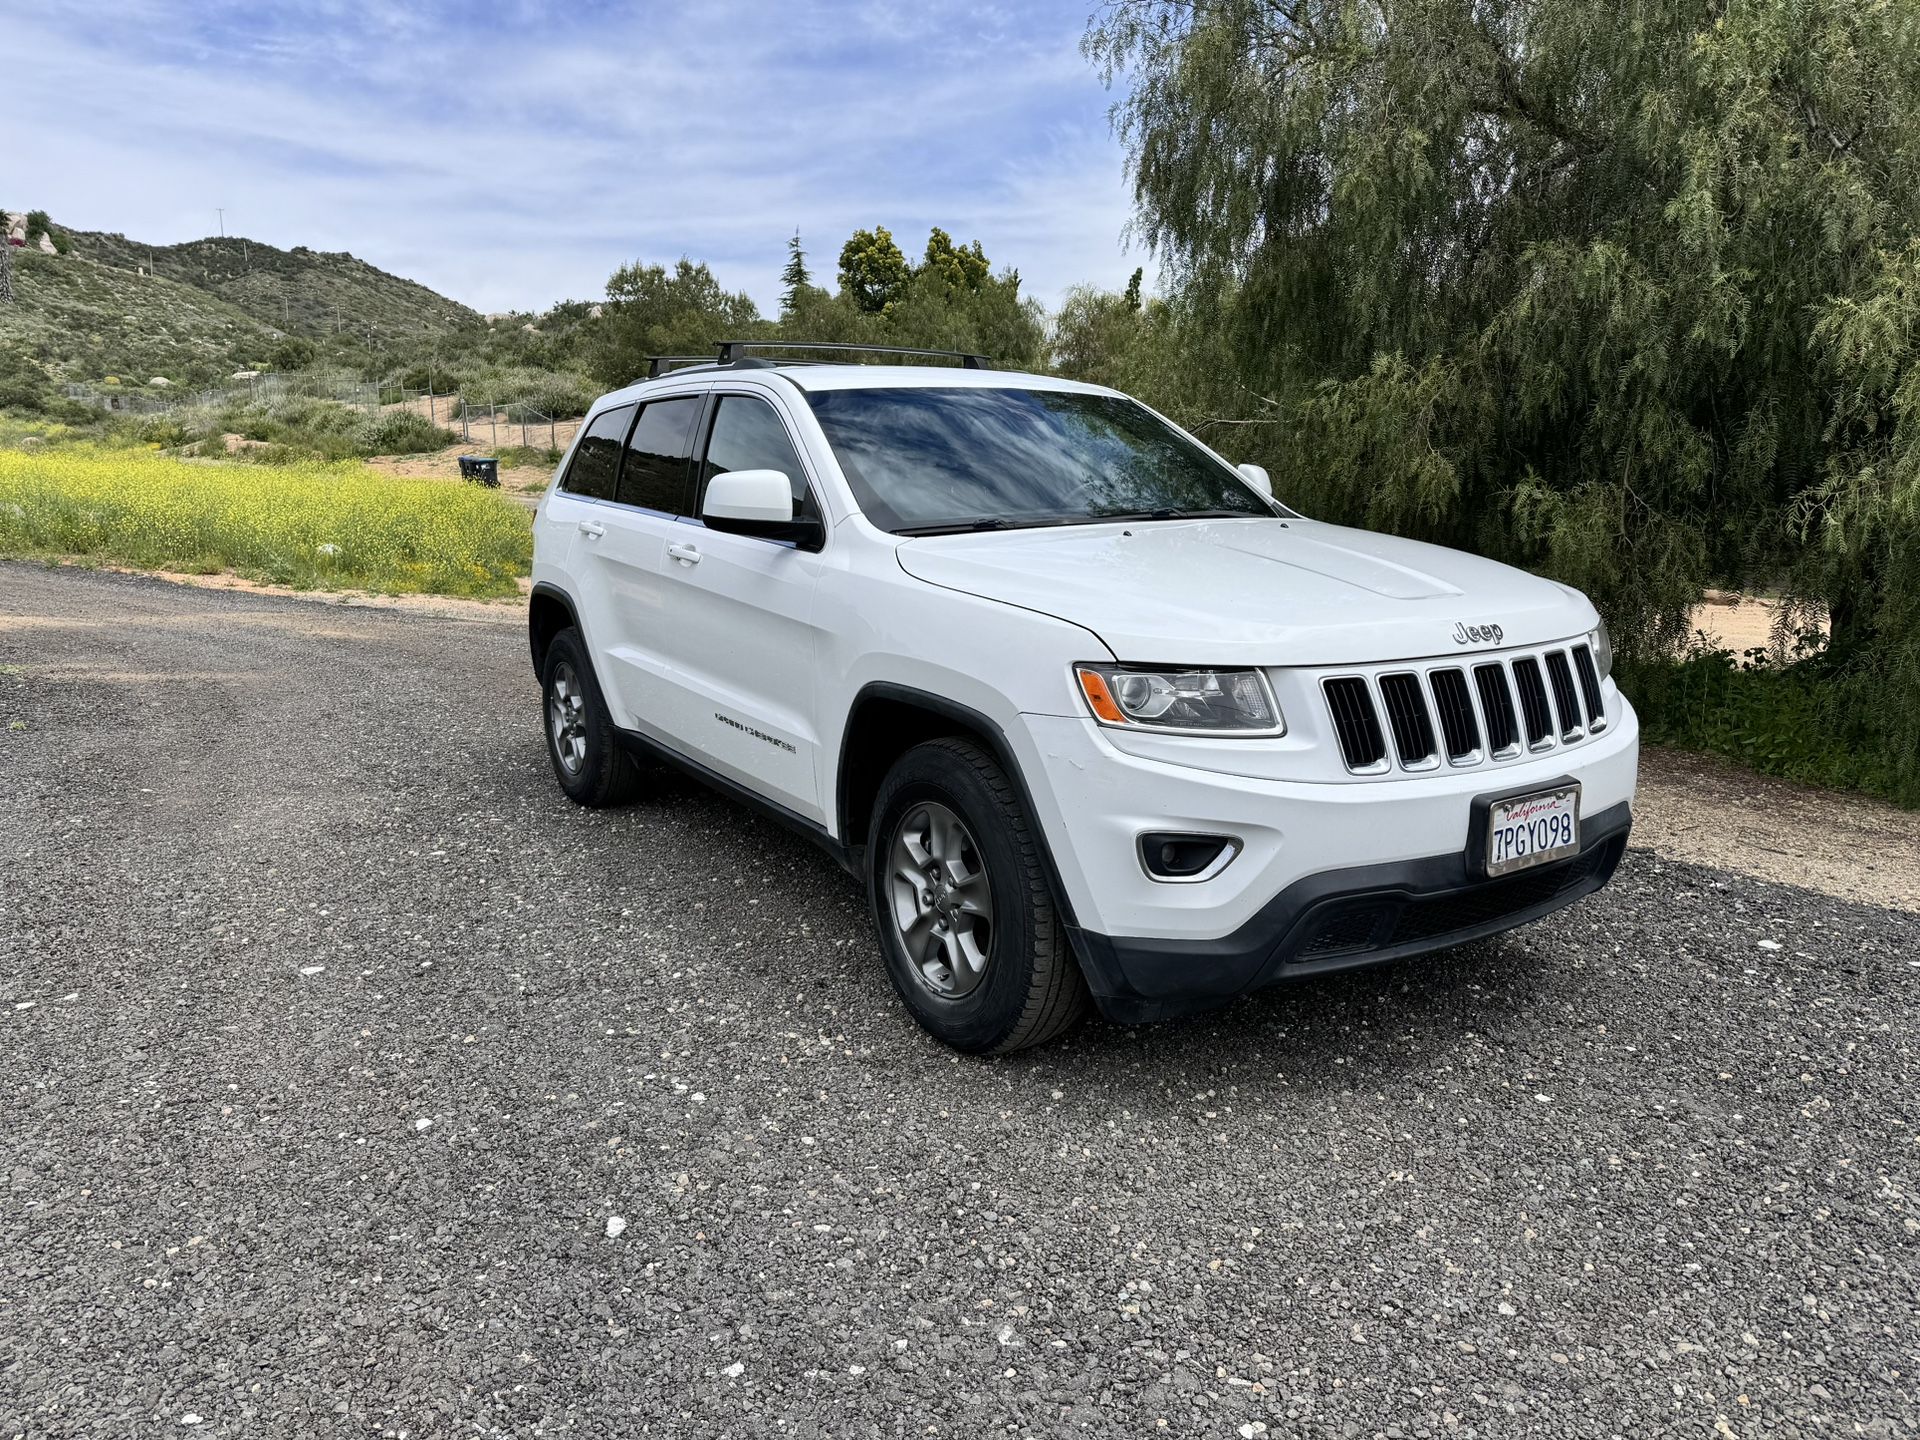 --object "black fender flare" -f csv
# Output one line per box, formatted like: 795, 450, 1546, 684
837, 682, 1083, 939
